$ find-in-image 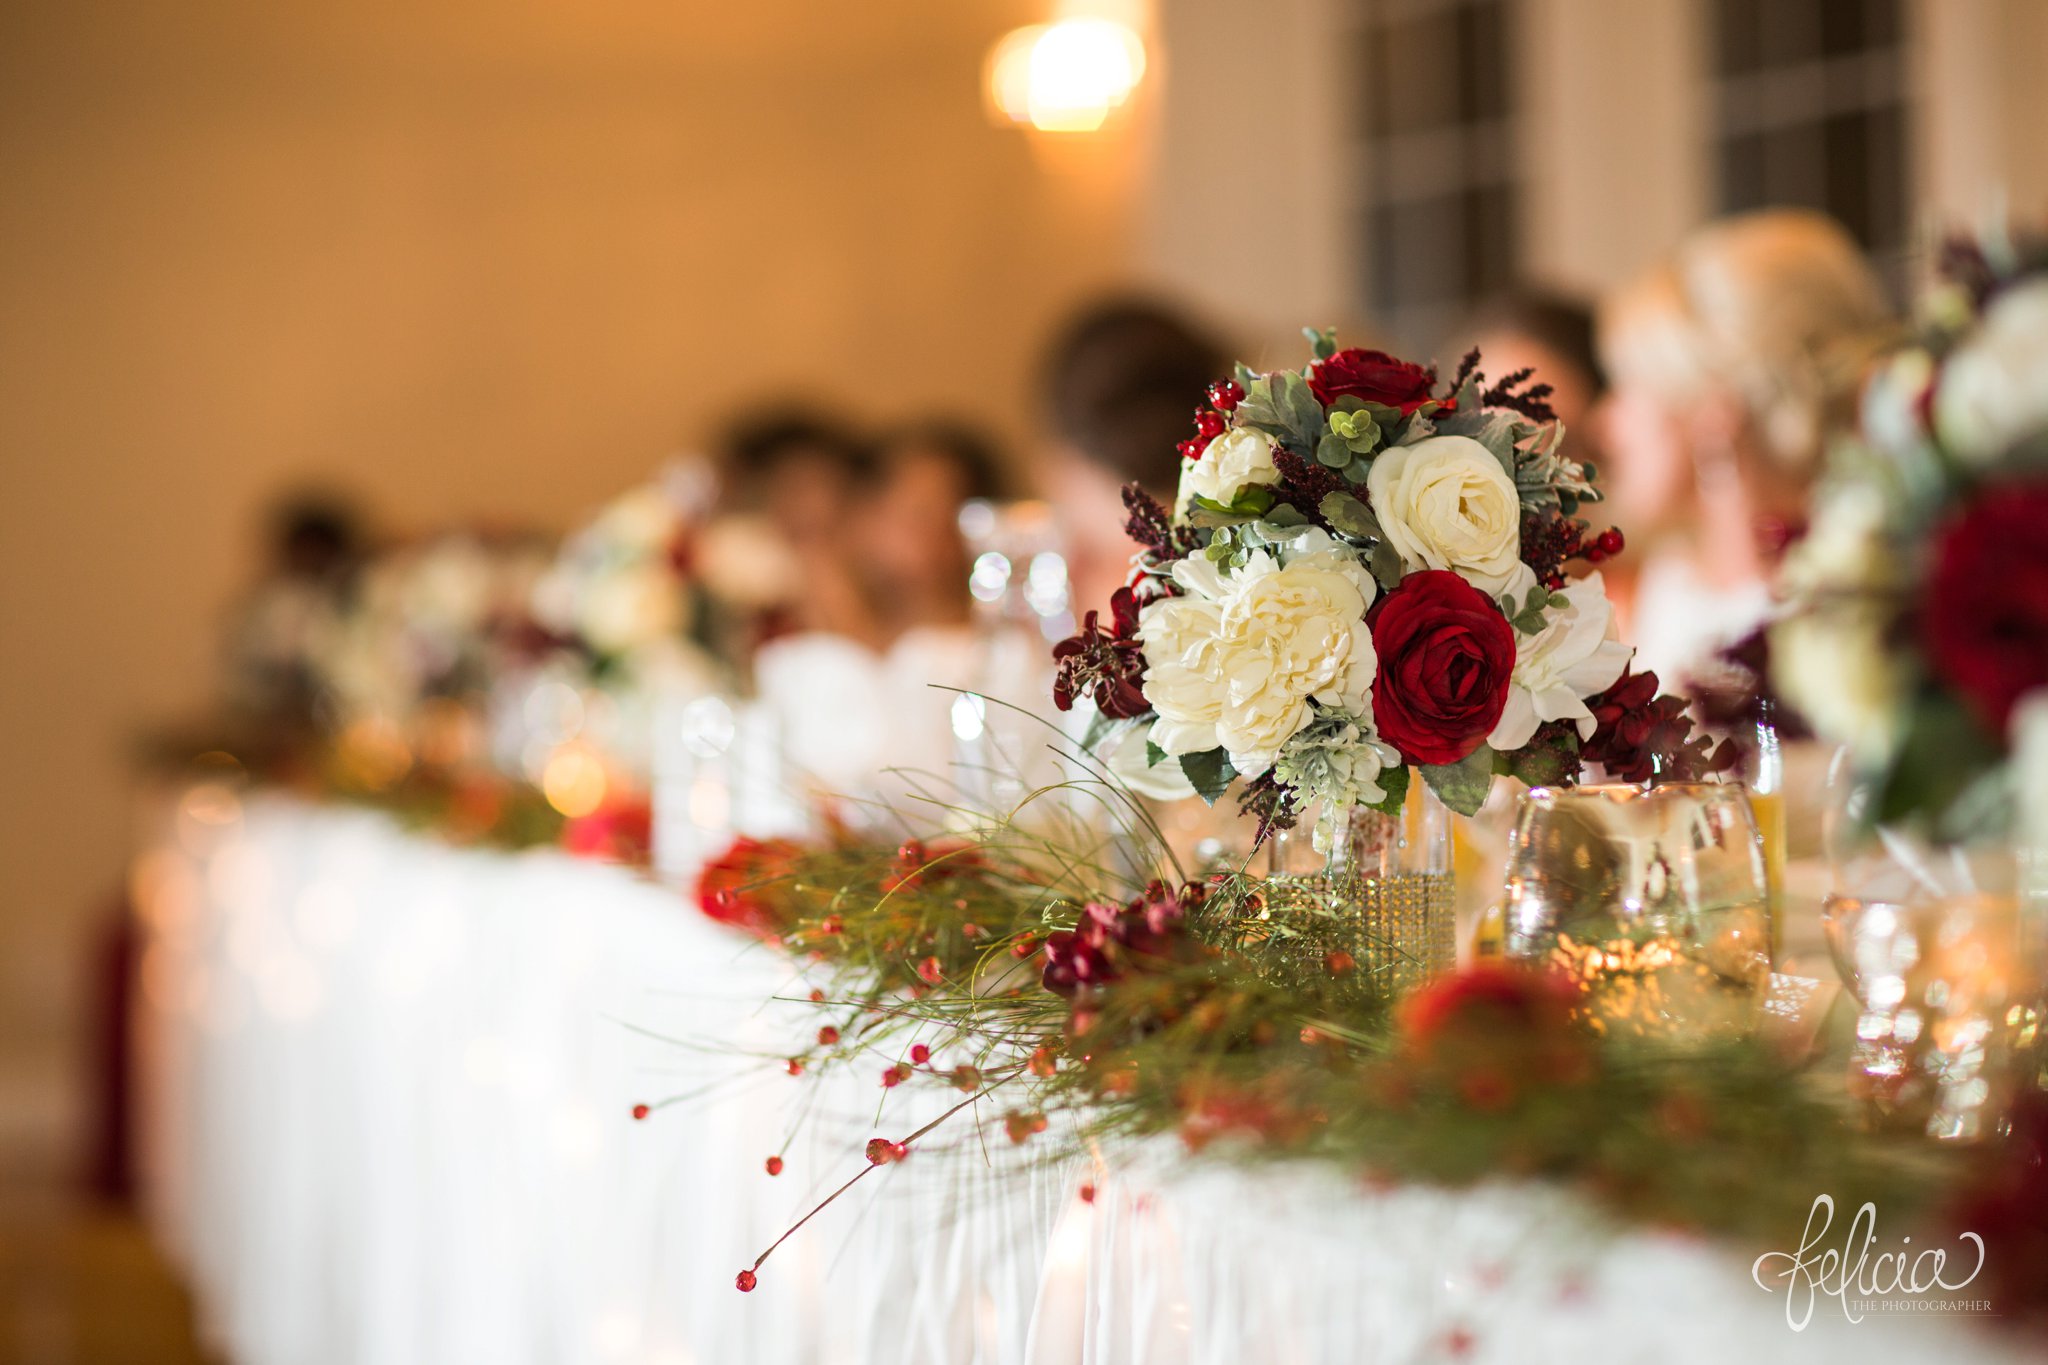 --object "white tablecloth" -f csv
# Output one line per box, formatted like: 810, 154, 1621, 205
132, 796, 2036, 1364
